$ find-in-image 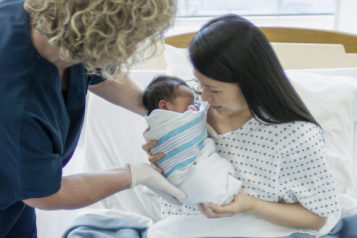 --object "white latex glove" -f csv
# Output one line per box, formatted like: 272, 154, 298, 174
128, 163, 186, 206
